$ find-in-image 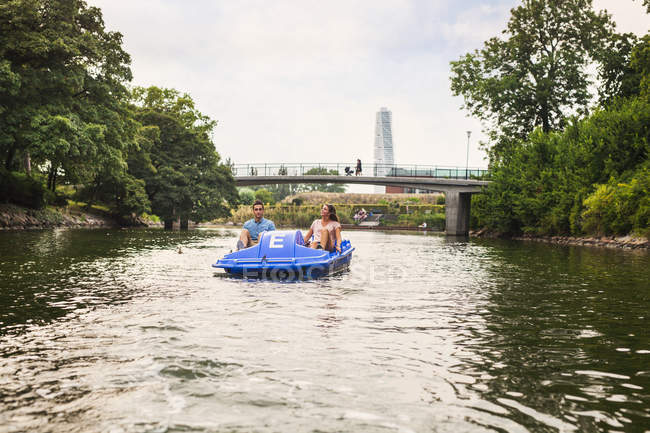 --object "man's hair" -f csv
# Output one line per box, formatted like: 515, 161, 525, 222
253, 200, 264, 209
